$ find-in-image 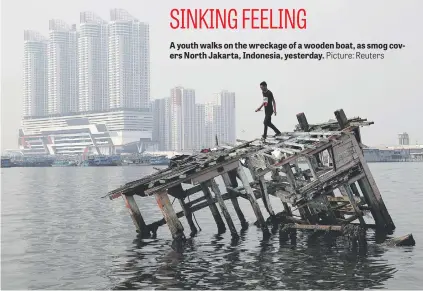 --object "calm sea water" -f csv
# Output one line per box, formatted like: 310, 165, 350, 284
1, 163, 422, 290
